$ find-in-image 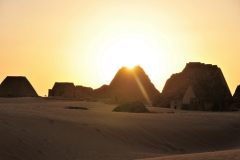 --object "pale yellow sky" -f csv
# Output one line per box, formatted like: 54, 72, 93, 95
0, 0, 240, 96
